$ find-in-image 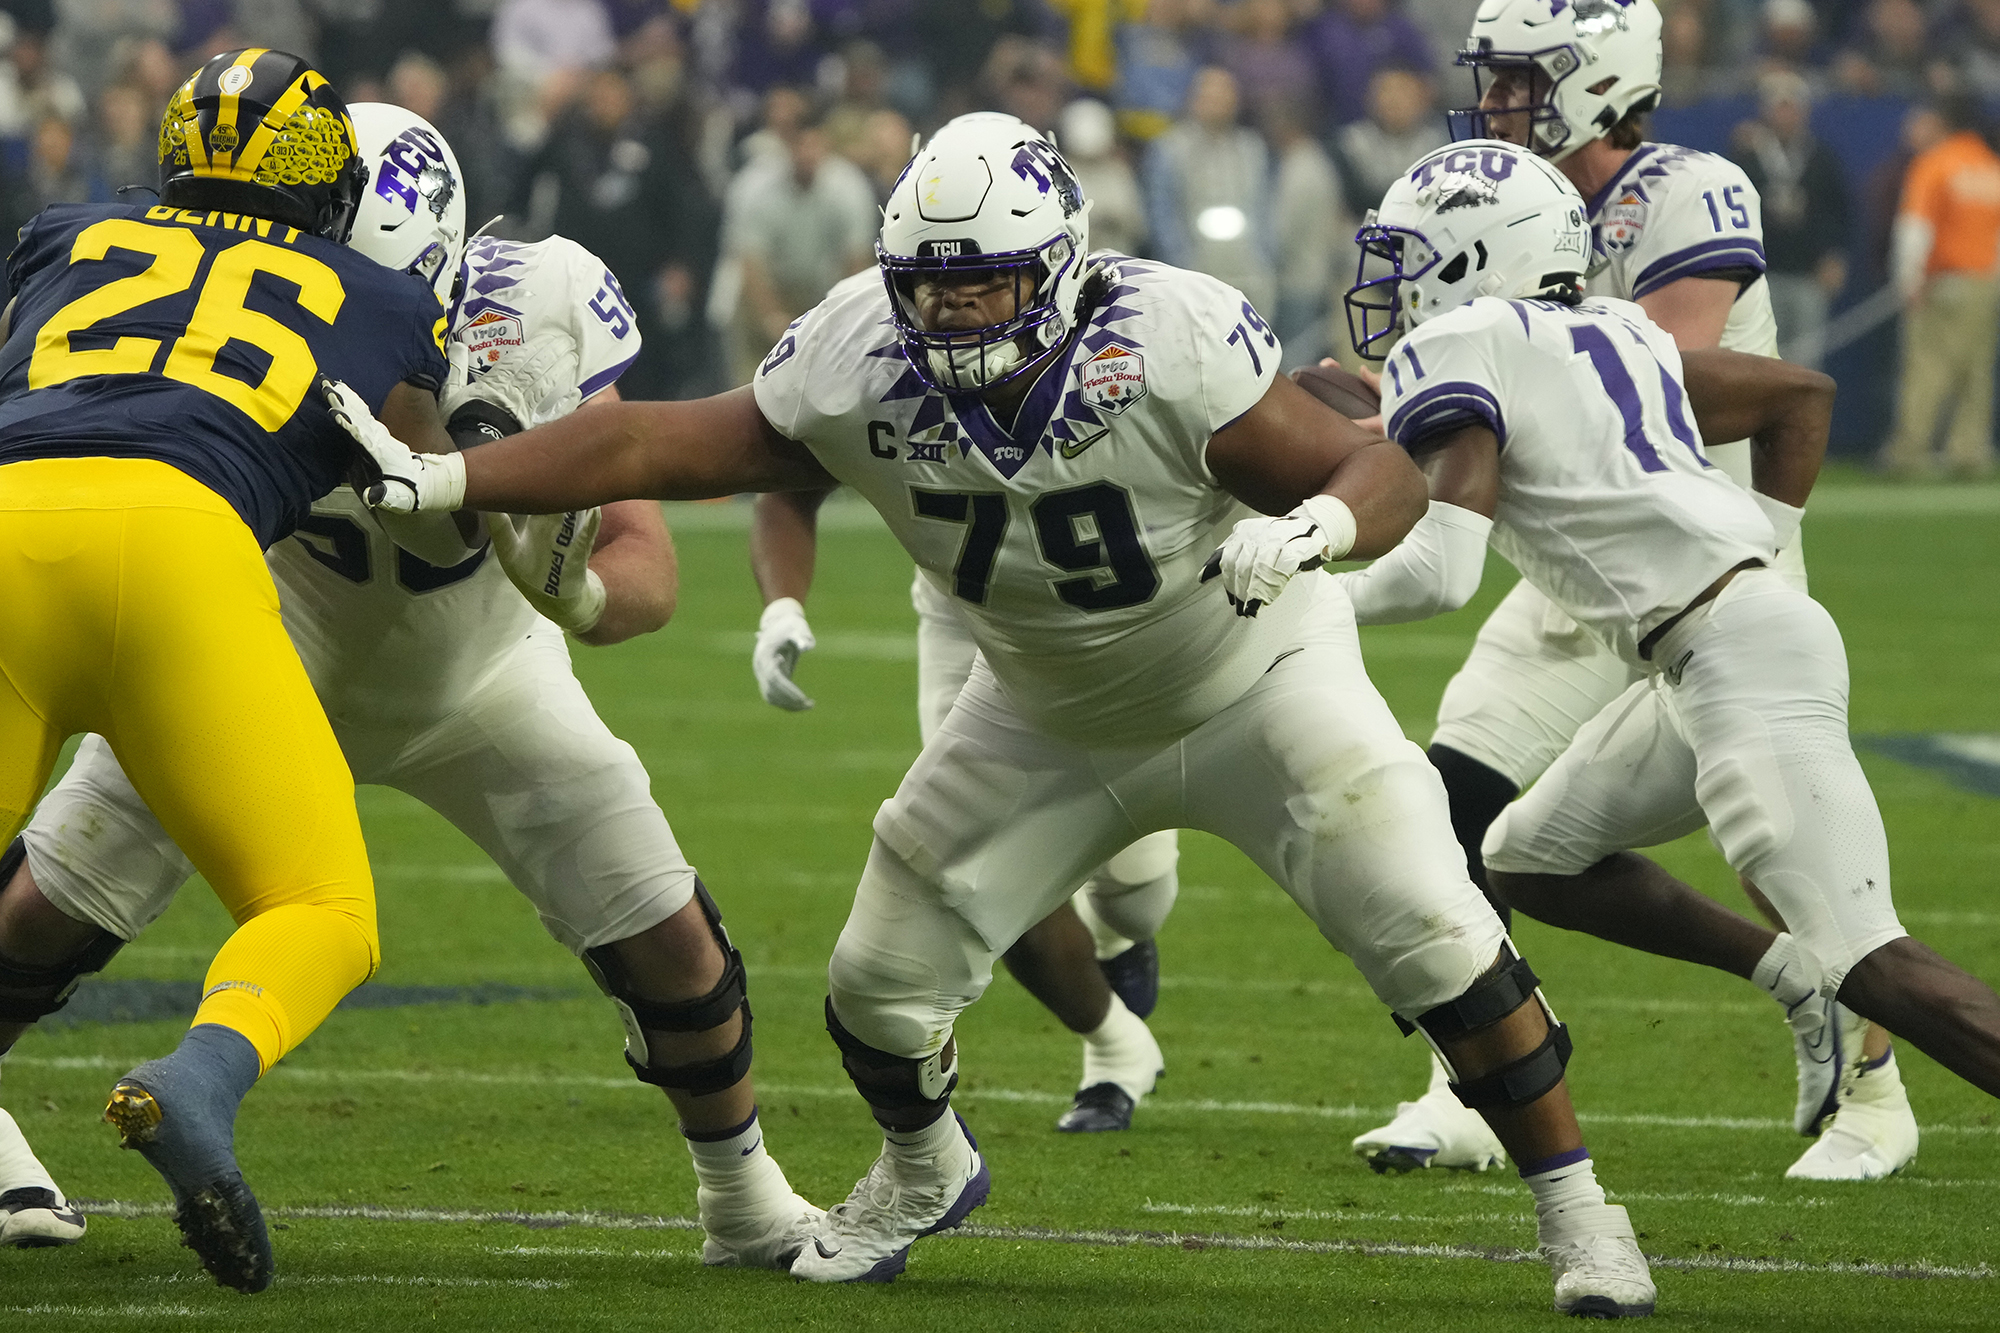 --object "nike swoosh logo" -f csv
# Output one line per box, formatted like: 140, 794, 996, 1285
1060, 429, 1107, 459
740, 1137, 763, 1157
814, 1238, 841, 1259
